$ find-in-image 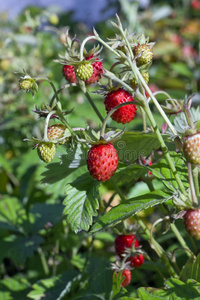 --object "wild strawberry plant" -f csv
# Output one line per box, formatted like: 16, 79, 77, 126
1, 5, 200, 299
